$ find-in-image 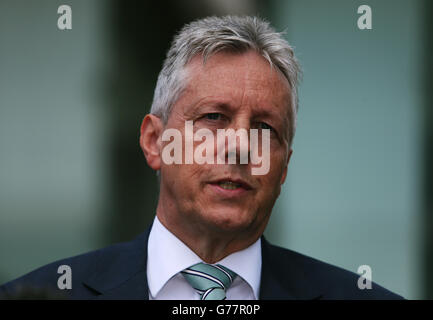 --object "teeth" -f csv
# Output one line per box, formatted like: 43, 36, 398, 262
219, 181, 241, 190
